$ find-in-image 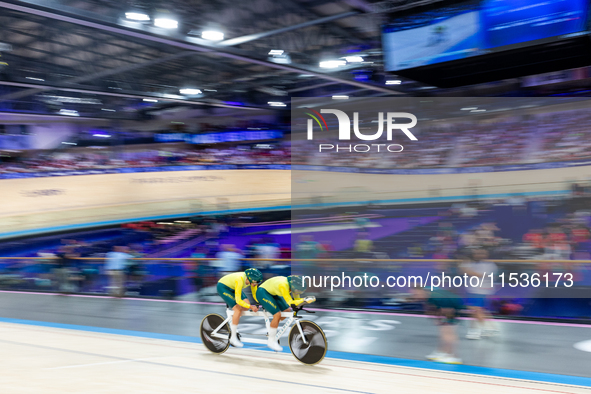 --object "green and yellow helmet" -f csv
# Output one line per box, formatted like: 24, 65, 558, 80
245, 268, 263, 284
287, 275, 307, 293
